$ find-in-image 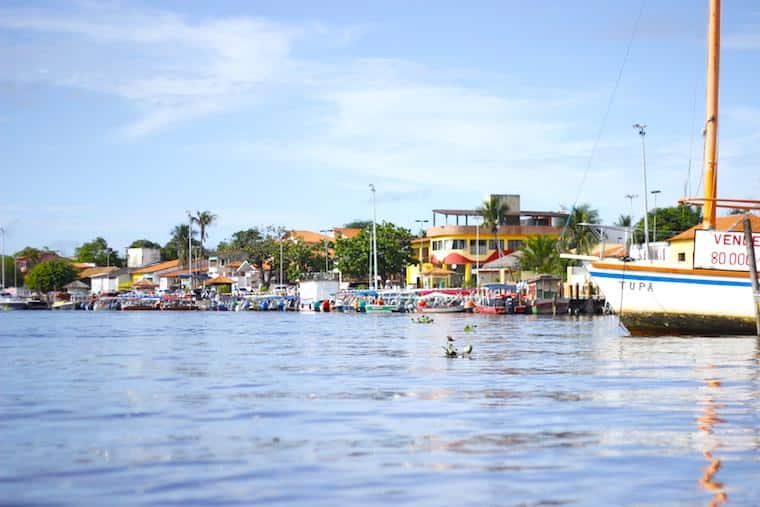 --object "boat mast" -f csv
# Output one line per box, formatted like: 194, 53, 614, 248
702, 0, 720, 229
